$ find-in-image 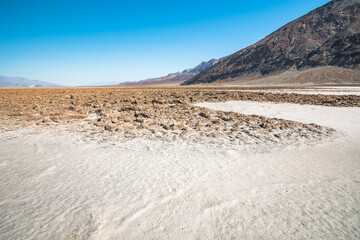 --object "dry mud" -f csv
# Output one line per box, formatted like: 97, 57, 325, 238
1, 87, 356, 145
